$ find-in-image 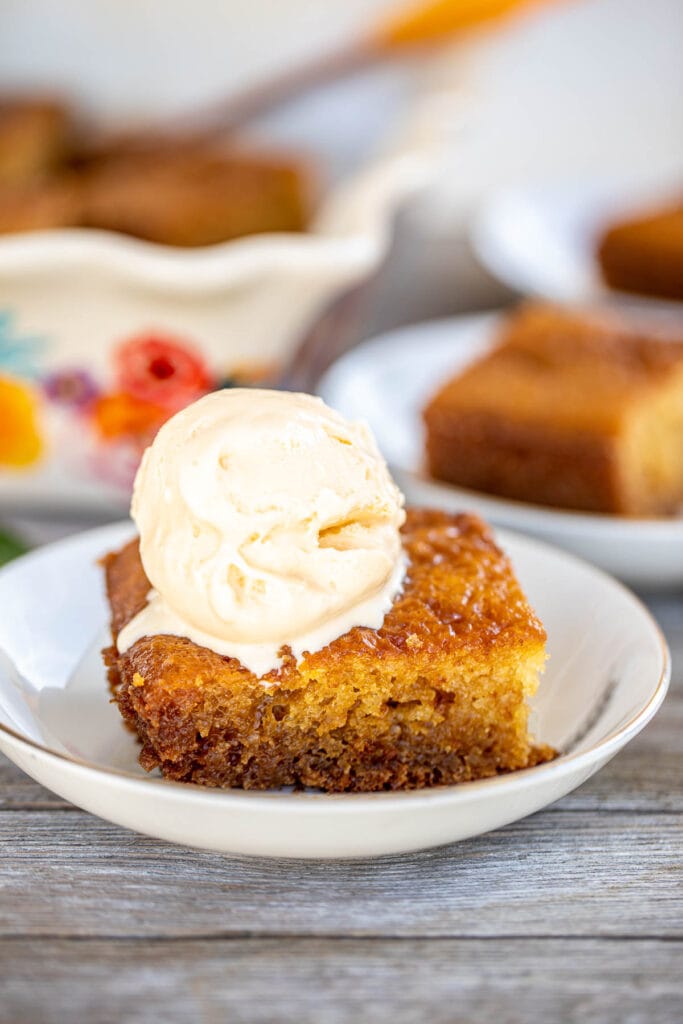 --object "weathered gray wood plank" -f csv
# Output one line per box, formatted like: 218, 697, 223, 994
641, 594, 683, 643
0, 758, 71, 809
0, 938, 680, 1024
1, 810, 680, 939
